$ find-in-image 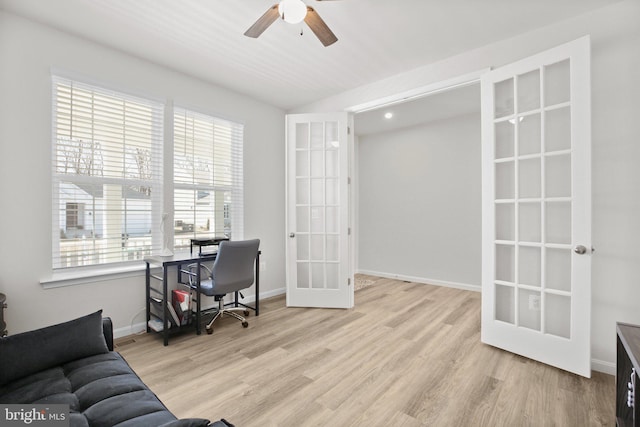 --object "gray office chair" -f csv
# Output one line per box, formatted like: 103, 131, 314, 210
188, 239, 260, 334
